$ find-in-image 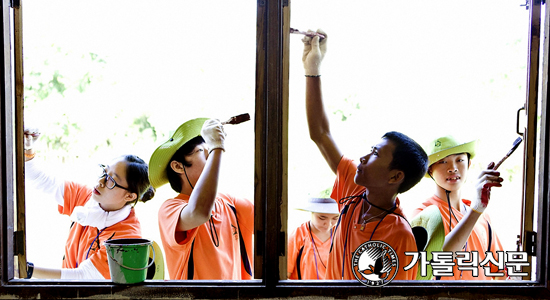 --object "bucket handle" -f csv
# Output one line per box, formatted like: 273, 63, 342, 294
107, 243, 155, 271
